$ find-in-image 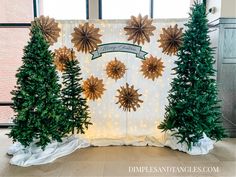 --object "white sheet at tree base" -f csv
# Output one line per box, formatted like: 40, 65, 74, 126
7, 135, 90, 167
160, 131, 215, 155
90, 131, 214, 155
7, 131, 214, 167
